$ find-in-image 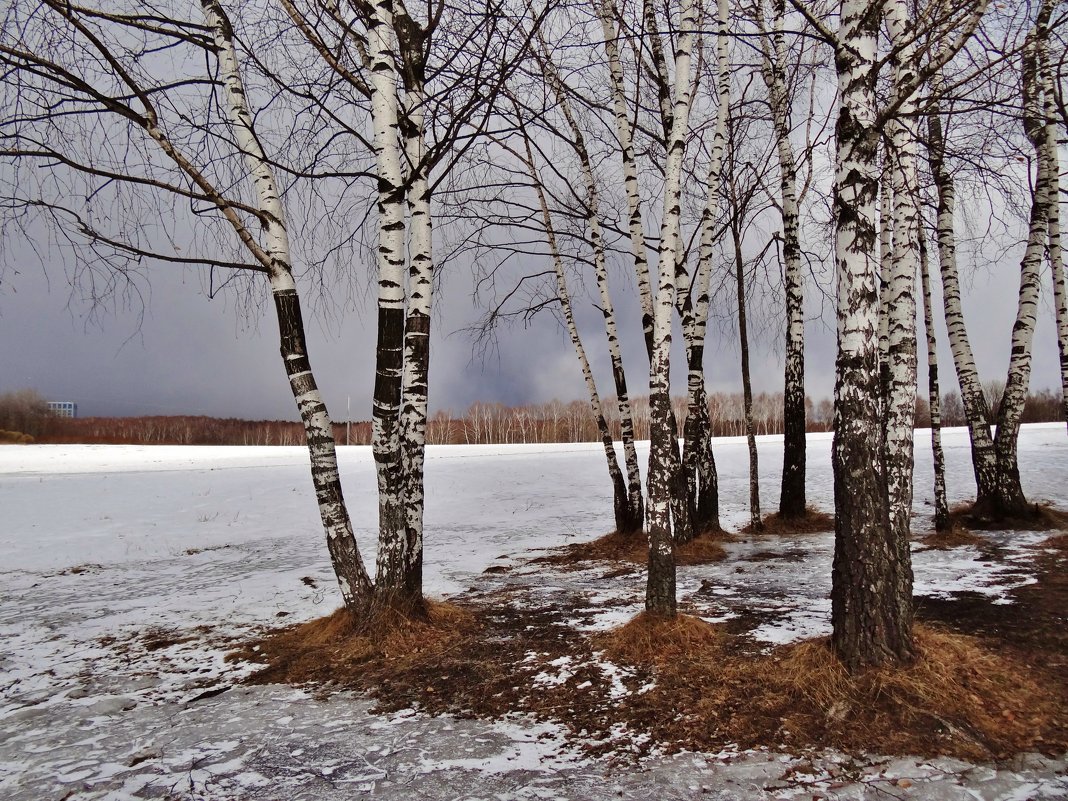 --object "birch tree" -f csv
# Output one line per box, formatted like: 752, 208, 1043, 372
791, 0, 988, 668
925, 34, 999, 508
507, 119, 639, 535
534, 43, 644, 533
679, 0, 730, 539
645, 0, 698, 616
918, 217, 950, 530
754, 0, 809, 520
991, 3, 1055, 517
0, 0, 375, 609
